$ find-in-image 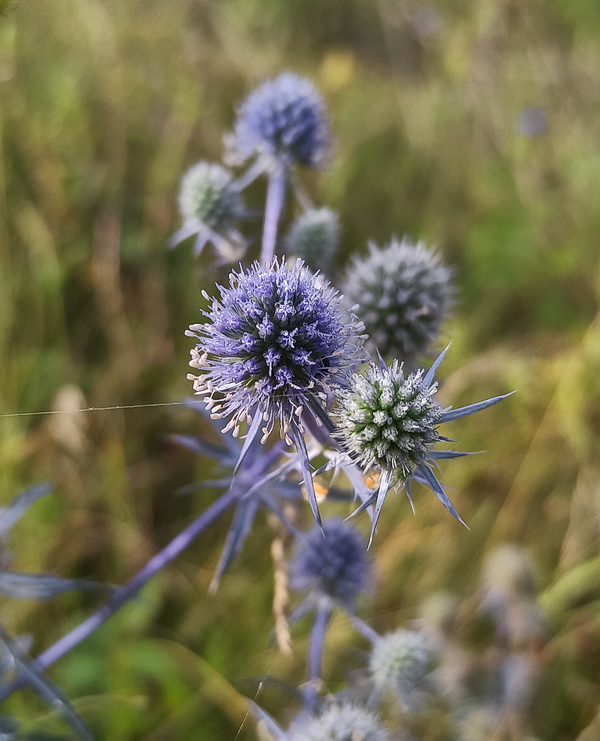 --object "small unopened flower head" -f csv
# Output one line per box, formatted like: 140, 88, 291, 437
369, 629, 432, 711
342, 237, 453, 361
187, 259, 365, 440
335, 360, 443, 480
288, 703, 388, 741
285, 208, 340, 274
234, 72, 330, 168
178, 161, 244, 232
291, 519, 370, 606
333, 348, 511, 541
